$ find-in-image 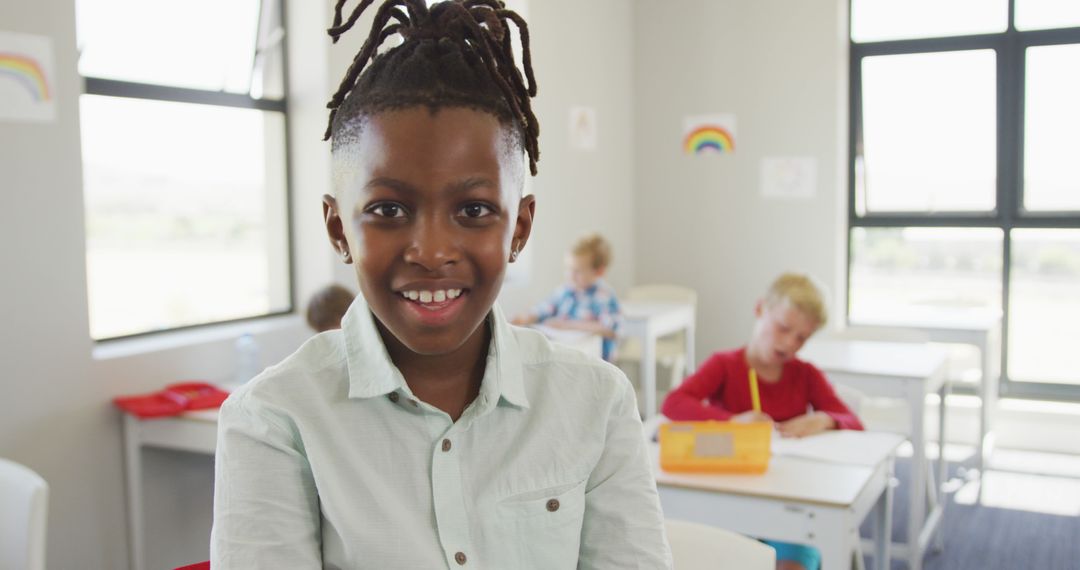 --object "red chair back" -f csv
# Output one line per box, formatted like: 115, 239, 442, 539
174, 562, 209, 570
